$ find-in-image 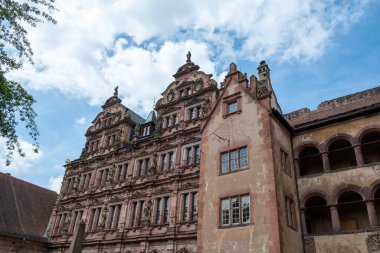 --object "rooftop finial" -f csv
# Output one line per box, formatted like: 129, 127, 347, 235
186, 51, 191, 63
113, 86, 119, 96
